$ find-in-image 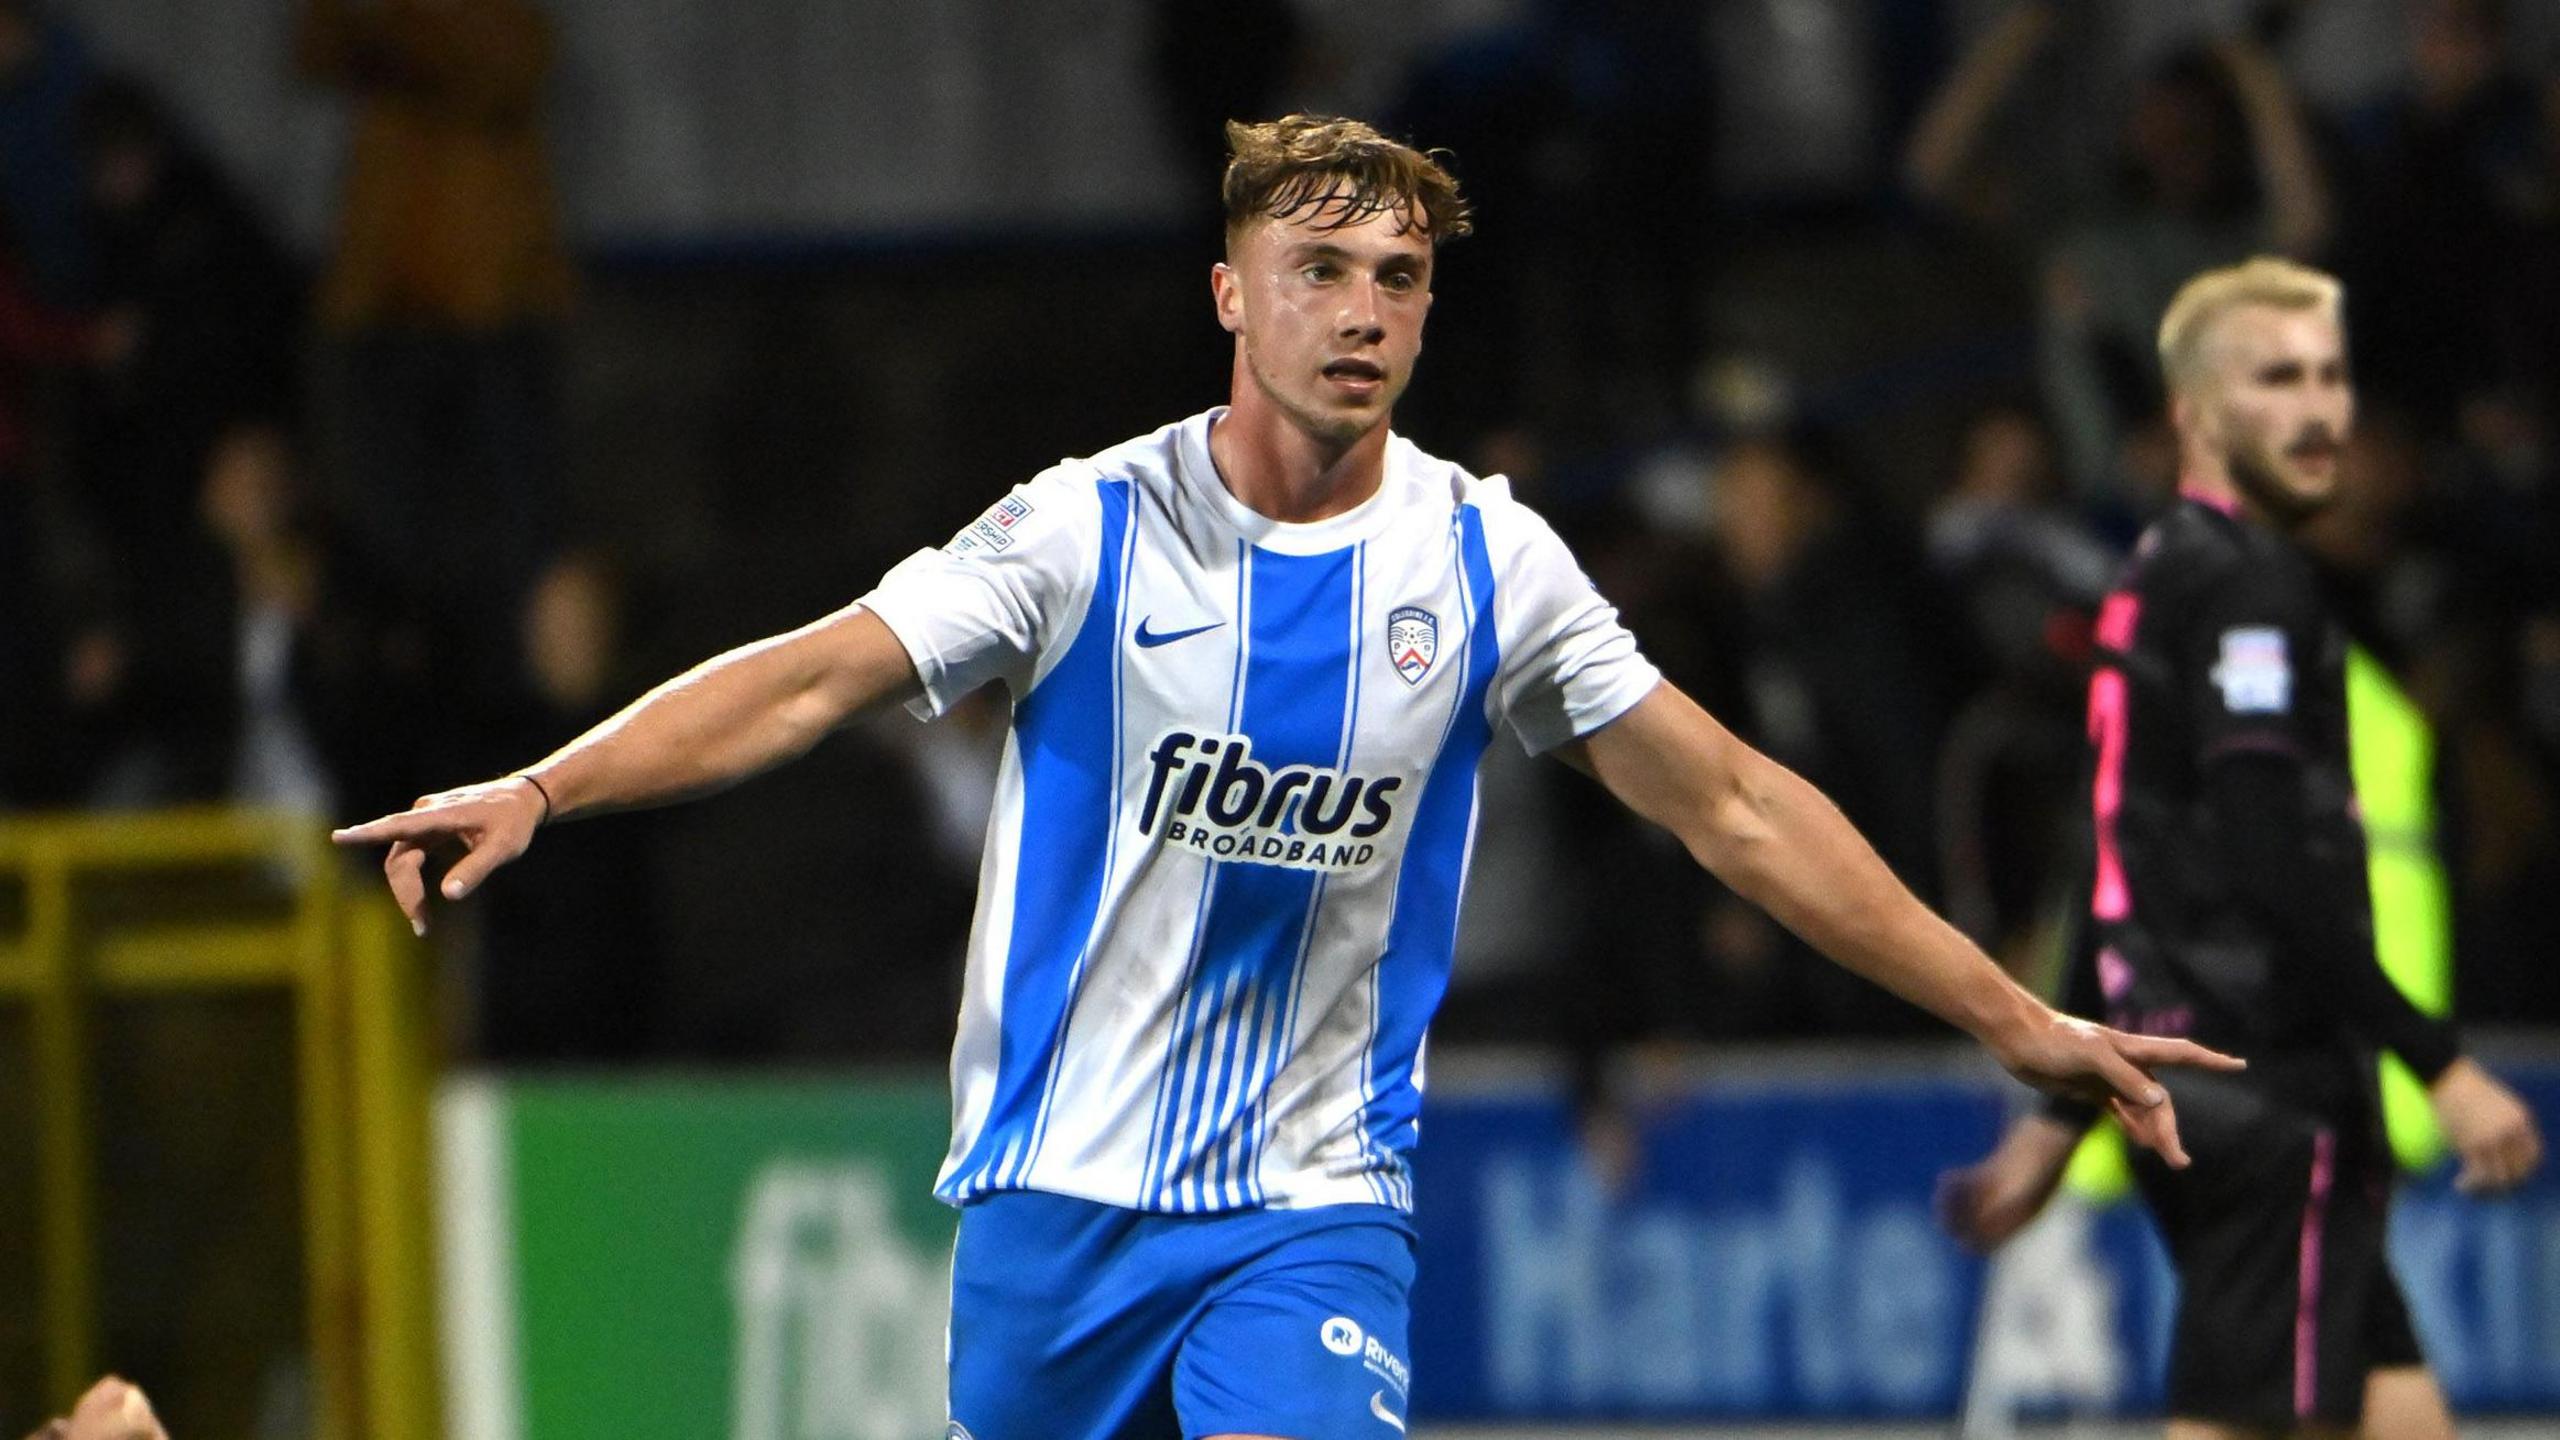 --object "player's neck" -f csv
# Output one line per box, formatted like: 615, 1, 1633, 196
1209, 388, 1389, 525
2177, 469, 2245, 518
2176, 463, 2284, 533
